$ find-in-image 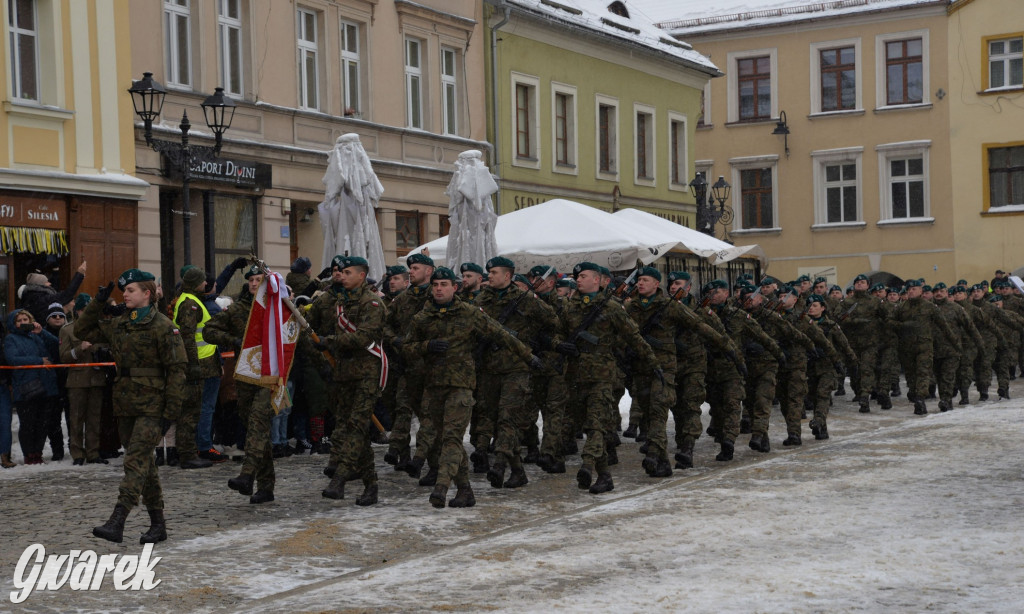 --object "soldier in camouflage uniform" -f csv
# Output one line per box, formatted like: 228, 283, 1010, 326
892, 279, 960, 414
321, 257, 387, 506
628, 267, 735, 476
557, 262, 657, 494
458, 262, 485, 302
805, 295, 858, 439
203, 266, 278, 504
171, 266, 215, 469
995, 281, 1024, 379
969, 284, 1003, 400
880, 287, 903, 399
779, 287, 834, 445
952, 285, 984, 404
932, 283, 983, 411
839, 274, 890, 412
985, 292, 1024, 398
474, 257, 558, 489
405, 267, 540, 508
82, 269, 187, 544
